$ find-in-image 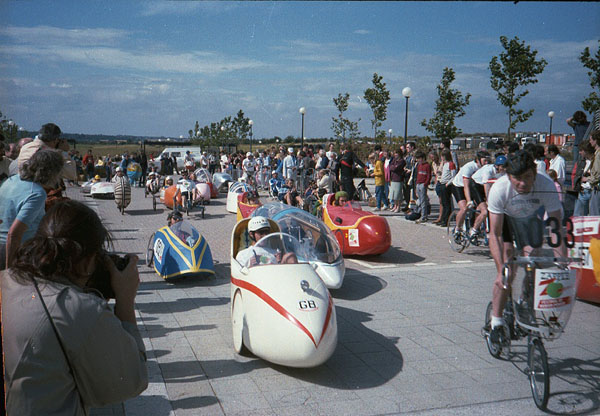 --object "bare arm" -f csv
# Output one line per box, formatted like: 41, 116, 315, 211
6, 219, 28, 268
488, 212, 505, 272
